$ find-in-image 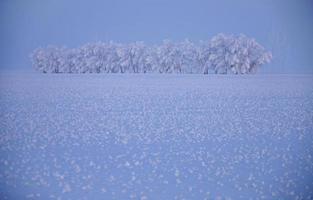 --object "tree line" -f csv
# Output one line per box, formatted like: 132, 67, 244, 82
31, 34, 272, 74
